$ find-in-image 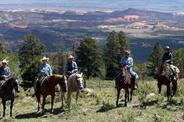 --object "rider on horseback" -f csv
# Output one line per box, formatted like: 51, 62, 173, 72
0, 59, 11, 81
162, 46, 172, 64
119, 50, 138, 89
64, 55, 78, 77
35, 56, 53, 93
161, 46, 179, 81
